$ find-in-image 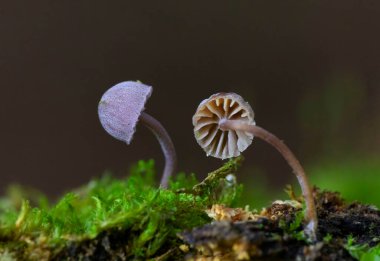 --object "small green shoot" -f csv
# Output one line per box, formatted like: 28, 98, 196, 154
278, 205, 306, 242
345, 235, 380, 261
323, 233, 333, 244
